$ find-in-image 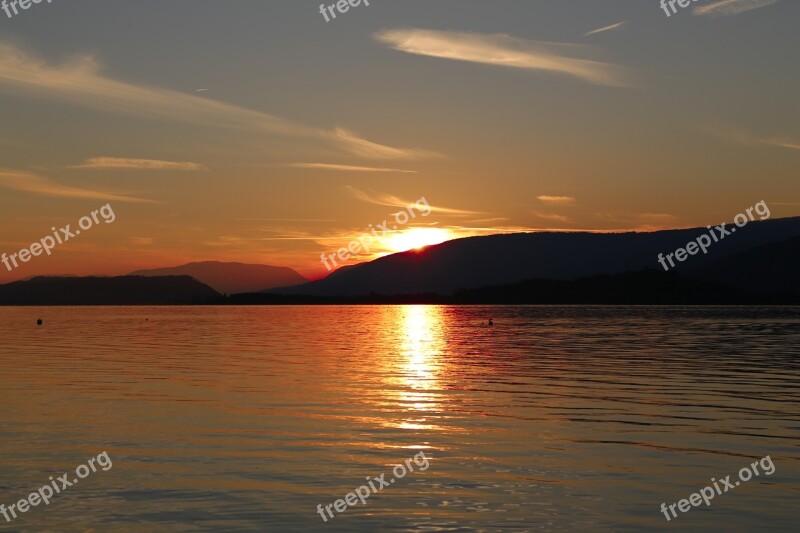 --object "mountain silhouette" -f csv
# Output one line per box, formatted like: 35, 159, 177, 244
450, 270, 757, 305
0, 276, 220, 305
130, 261, 307, 294
689, 235, 800, 297
275, 217, 800, 297
4, 219, 798, 306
